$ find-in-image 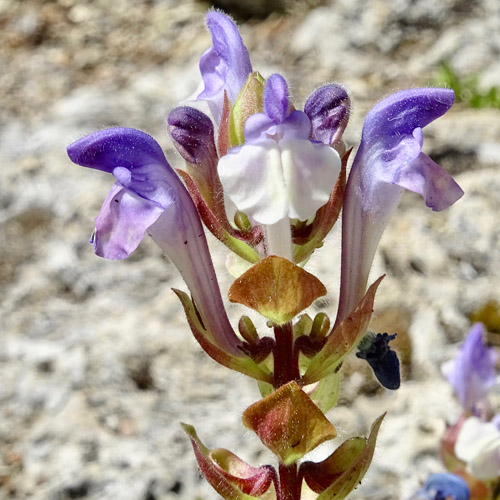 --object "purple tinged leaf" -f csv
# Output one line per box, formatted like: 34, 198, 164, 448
67, 127, 243, 356
304, 84, 350, 145
445, 323, 498, 412
337, 88, 464, 323
197, 11, 252, 121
